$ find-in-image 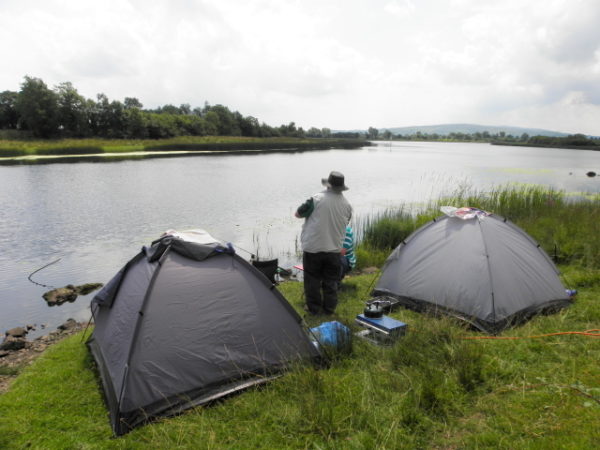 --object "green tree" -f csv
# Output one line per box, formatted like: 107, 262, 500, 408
280, 122, 295, 136
145, 112, 178, 138
15, 76, 59, 138
0, 90, 19, 129
176, 114, 208, 136
565, 134, 595, 146
203, 111, 220, 135
260, 122, 278, 137
124, 97, 143, 109
91, 94, 126, 138
209, 104, 241, 135
124, 108, 148, 138
179, 103, 191, 115
367, 126, 379, 139
158, 104, 181, 115
55, 82, 90, 137
306, 127, 322, 138
236, 113, 260, 137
